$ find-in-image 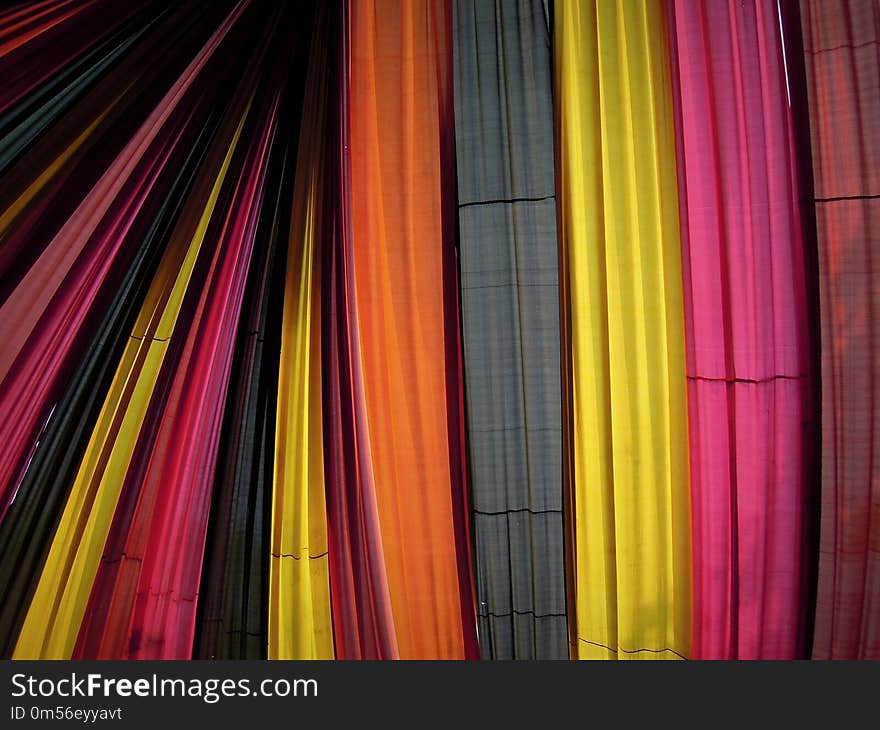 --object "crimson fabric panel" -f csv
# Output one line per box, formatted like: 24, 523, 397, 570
799, 0, 880, 660
453, 0, 567, 659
